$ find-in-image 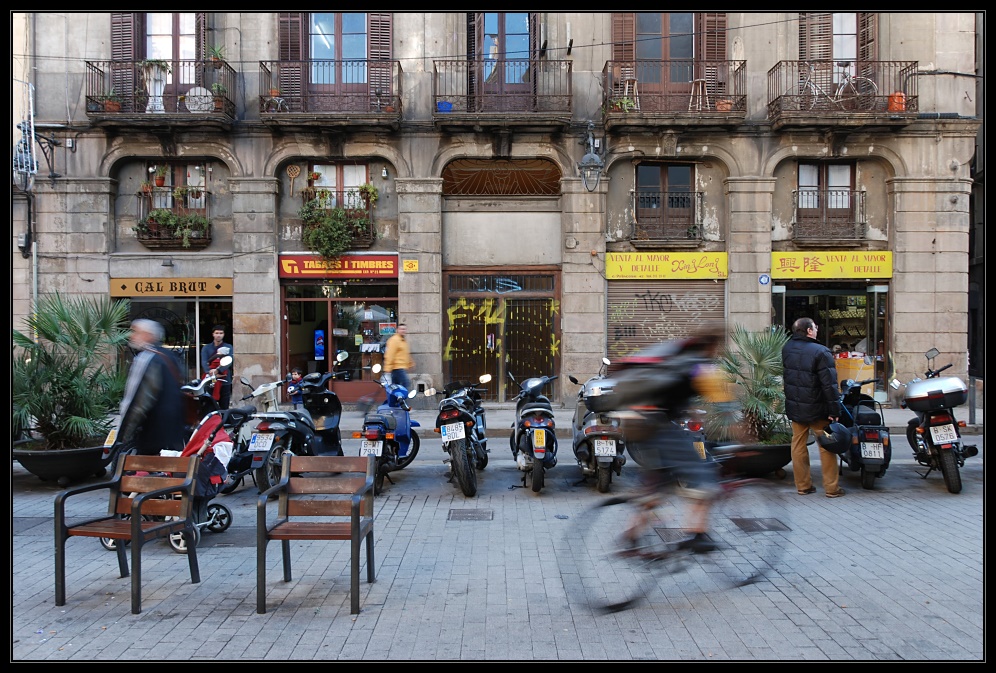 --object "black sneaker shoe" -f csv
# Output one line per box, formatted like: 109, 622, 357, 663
678, 532, 717, 554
